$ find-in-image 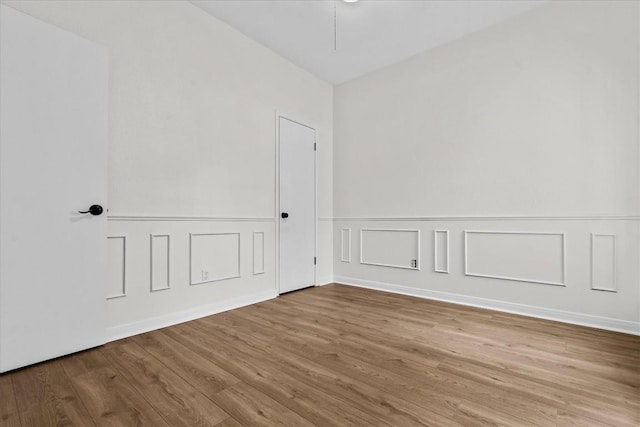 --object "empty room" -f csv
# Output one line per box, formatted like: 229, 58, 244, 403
0, 0, 638, 426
